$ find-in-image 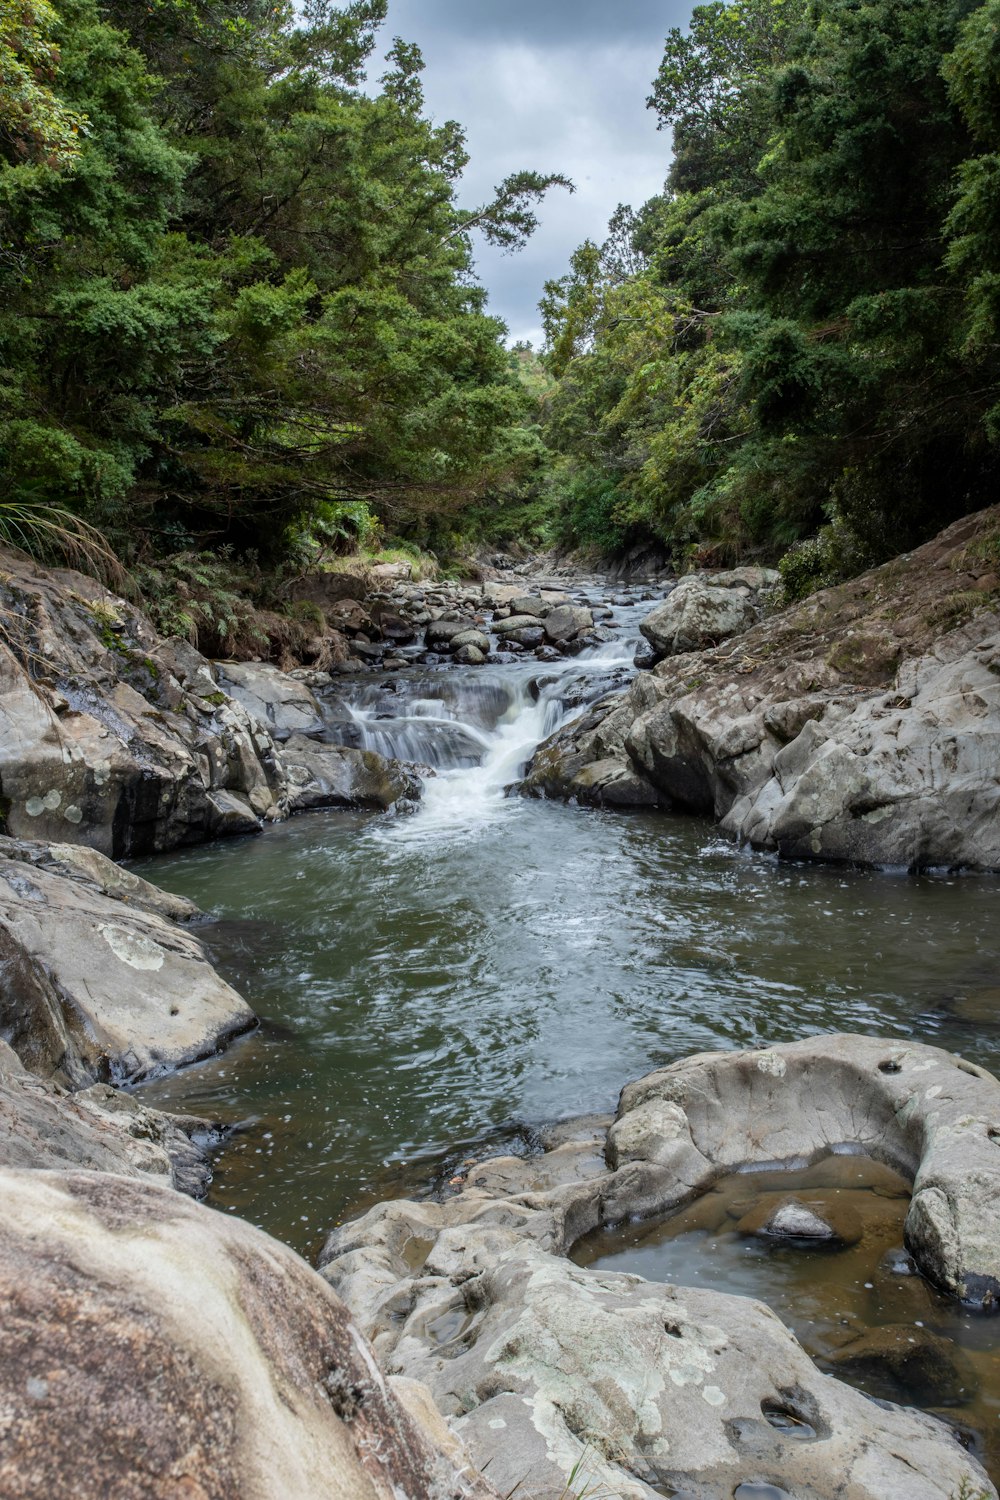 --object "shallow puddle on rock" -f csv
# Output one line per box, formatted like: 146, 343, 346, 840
572, 1154, 1000, 1484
